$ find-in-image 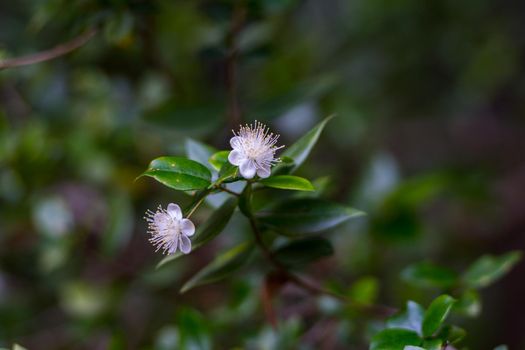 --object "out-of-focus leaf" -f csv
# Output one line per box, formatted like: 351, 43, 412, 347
421, 339, 442, 350
348, 276, 379, 305
436, 325, 467, 344
140, 156, 212, 191
494, 346, 509, 350
370, 328, 422, 350
462, 251, 521, 289
387, 301, 425, 335
157, 198, 238, 268
422, 295, 456, 337
402, 347, 425, 350
209, 151, 230, 171
186, 139, 217, 172
256, 198, 365, 237
180, 242, 254, 293
275, 116, 333, 173
103, 191, 133, 255
176, 308, 211, 350
454, 289, 481, 317
401, 262, 458, 289
259, 175, 314, 191
273, 237, 333, 268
